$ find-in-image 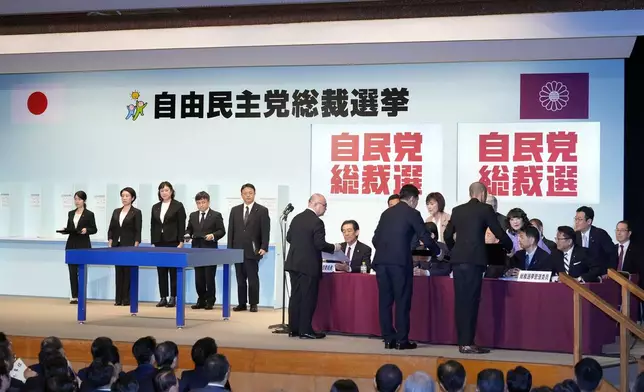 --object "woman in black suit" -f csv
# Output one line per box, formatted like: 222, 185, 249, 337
107, 187, 143, 306
63, 190, 97, 304
151, 181, 186, 308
